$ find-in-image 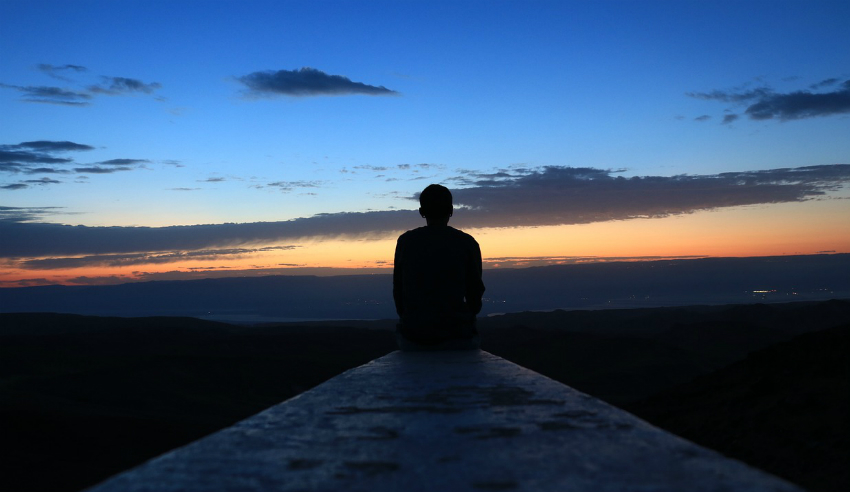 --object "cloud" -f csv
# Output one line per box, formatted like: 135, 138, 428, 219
0, 206, 63, 221
89, 76, 161, 95
24, 167, 72, 175
688, 78, 850, 121
21, 245, 299, 270
722, 114, 739, 124
445, 164, 850, 228
73, 166, 133, 174
746, 83, 850, 120
98, 158, 150, 166
1, 140, 154, 187
0, 83, 92, 105
37, 63, 87, 80
14, 141, 95, 152
1, 67, 160, 105
24, 177, 61, 185
0, 150, 72, 166
3, 164, 850, 260
810, 78, 839, 89
694, 115, 711, 122
0, 140, 93, 177
266, 180, 323, 192
482, 255, 706, 269
687, 87, 773, 103
238, 67, 398, 97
